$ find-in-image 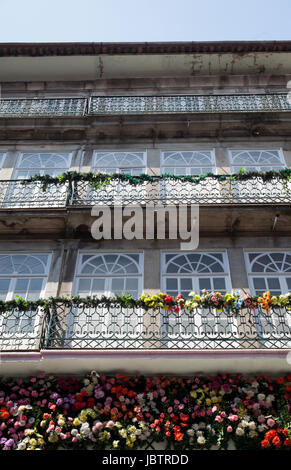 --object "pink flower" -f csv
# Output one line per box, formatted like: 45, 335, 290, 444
258, 415, 265, 423
215, 416, 223, 423
267, 418, 275, 427
227, 426, 233, 433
